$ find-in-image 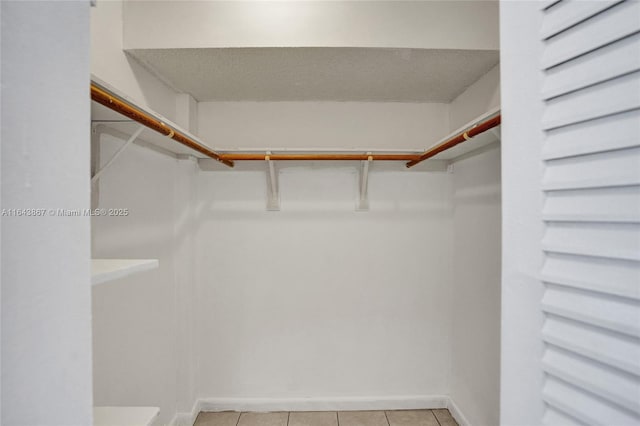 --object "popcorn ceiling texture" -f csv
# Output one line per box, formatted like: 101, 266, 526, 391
128, 47, 499, 103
